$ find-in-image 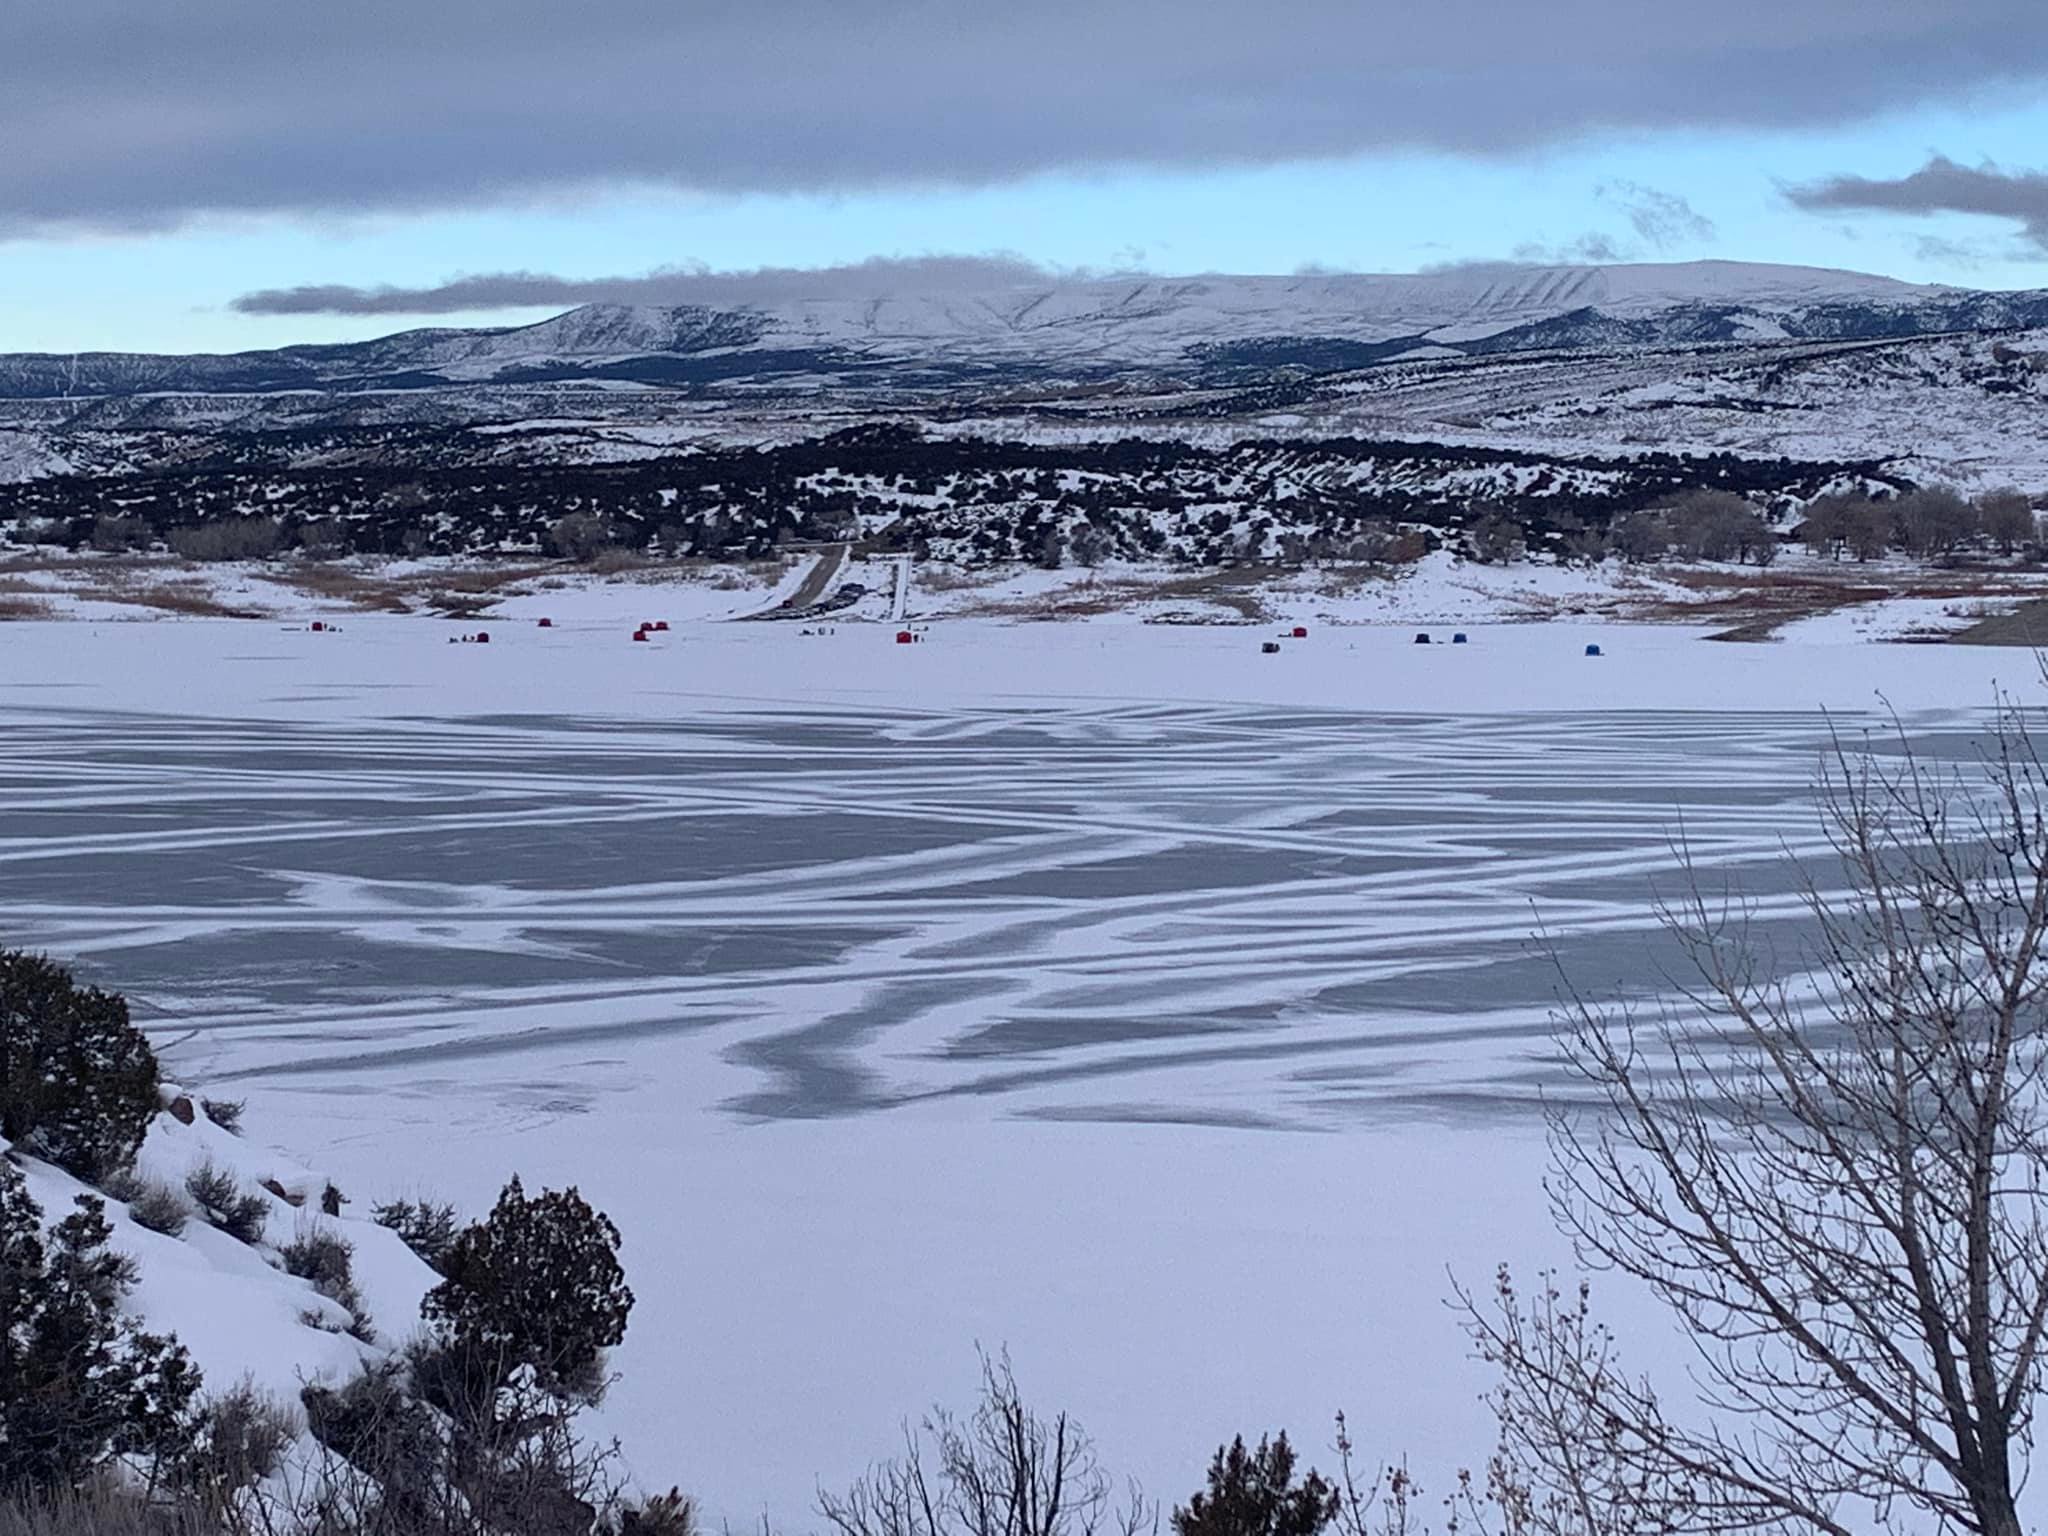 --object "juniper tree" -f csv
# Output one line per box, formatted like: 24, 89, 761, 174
0, 1161, 201, 1495
423, 1176, 633, 1400
0, 950, 160, 1182
1176, 1433, 1339, 1536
